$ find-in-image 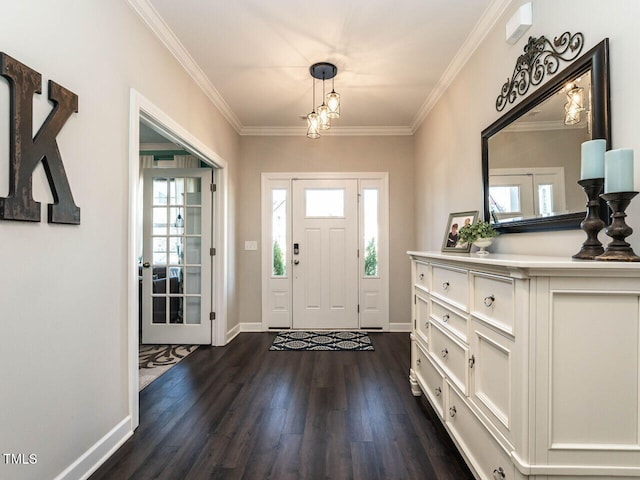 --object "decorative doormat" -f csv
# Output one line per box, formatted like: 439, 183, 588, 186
139, 344, 198, 391
270, 331, 374, 351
